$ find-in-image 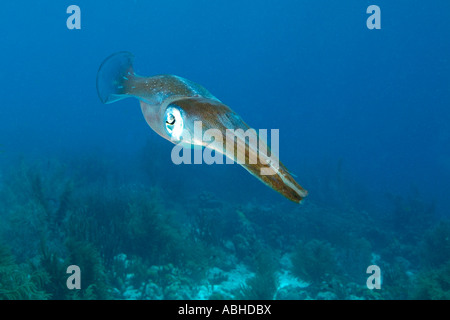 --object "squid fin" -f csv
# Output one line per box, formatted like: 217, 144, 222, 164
96, 51, 135, 104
